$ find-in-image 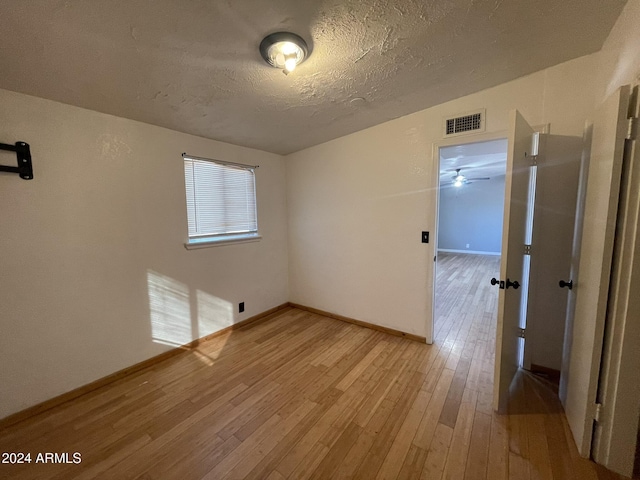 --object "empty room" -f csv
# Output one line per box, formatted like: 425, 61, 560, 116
1, 1, 639, 479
